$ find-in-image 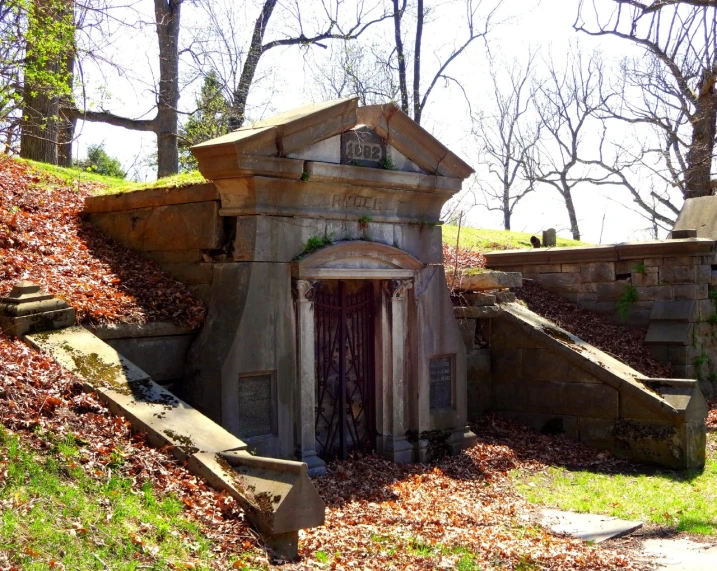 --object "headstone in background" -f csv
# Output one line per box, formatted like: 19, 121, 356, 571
543, 228, 557, 247
671, 229, 697, 239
